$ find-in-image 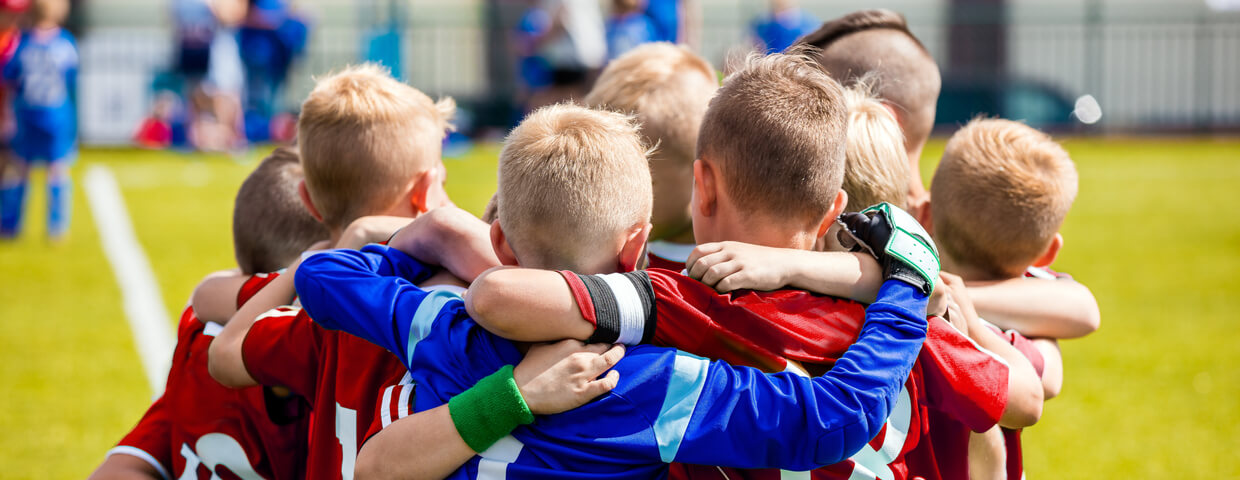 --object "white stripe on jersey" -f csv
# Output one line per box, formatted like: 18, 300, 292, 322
380, 385, 395, 428
107, 446, 173, 480
654, 351, 711, 463
477, 435, 524, 480
598, 273, 647, 345
398, 385, 412, 419
255, 306, 301, 322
